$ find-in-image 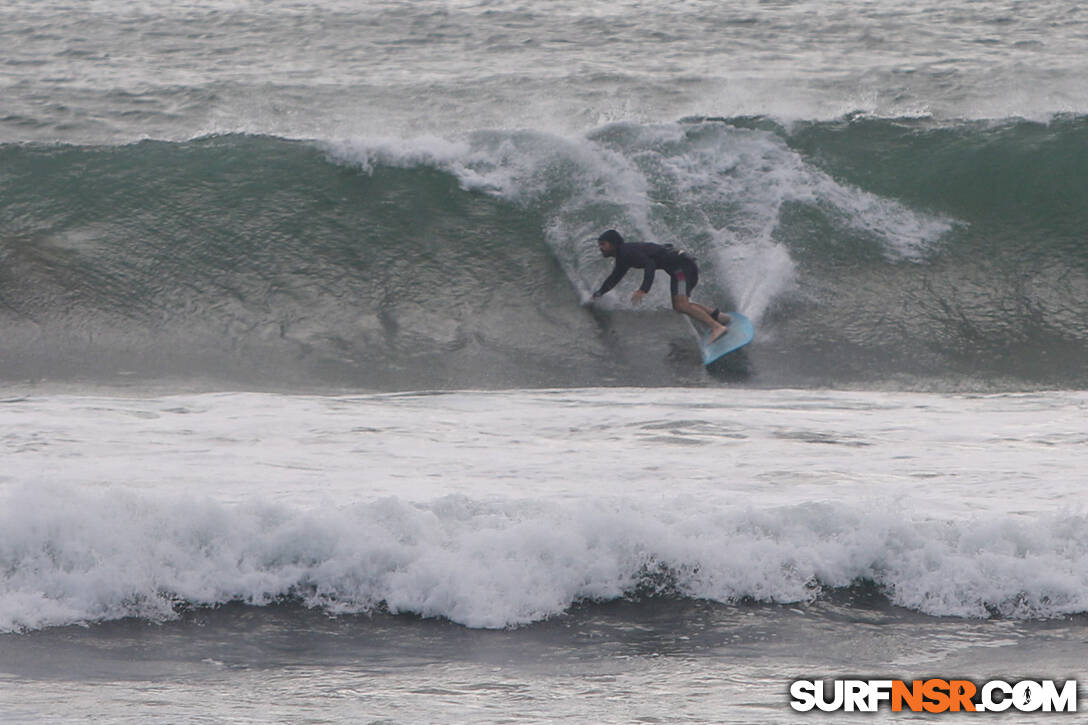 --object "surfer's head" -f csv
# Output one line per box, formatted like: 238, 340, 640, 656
597, 229, 623, 257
